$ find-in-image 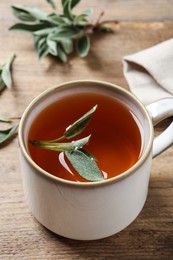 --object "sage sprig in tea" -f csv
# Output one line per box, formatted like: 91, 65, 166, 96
30, 105, 104, 182
9, 0, 117, 61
